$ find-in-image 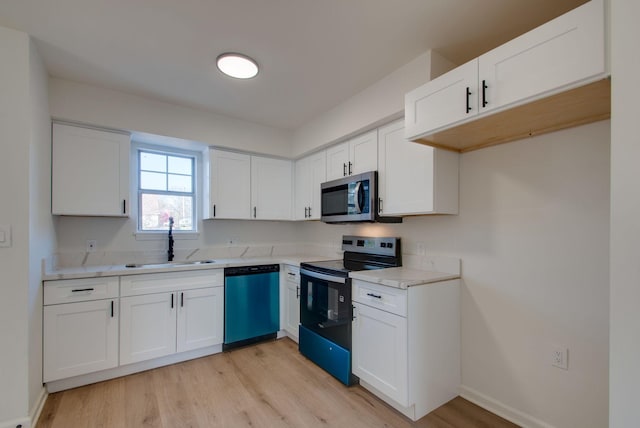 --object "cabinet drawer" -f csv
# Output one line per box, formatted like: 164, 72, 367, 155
121, 269, 223, 297
352, 280, 407, 317
283, 265, 300, 283
44, 277, 119, 305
